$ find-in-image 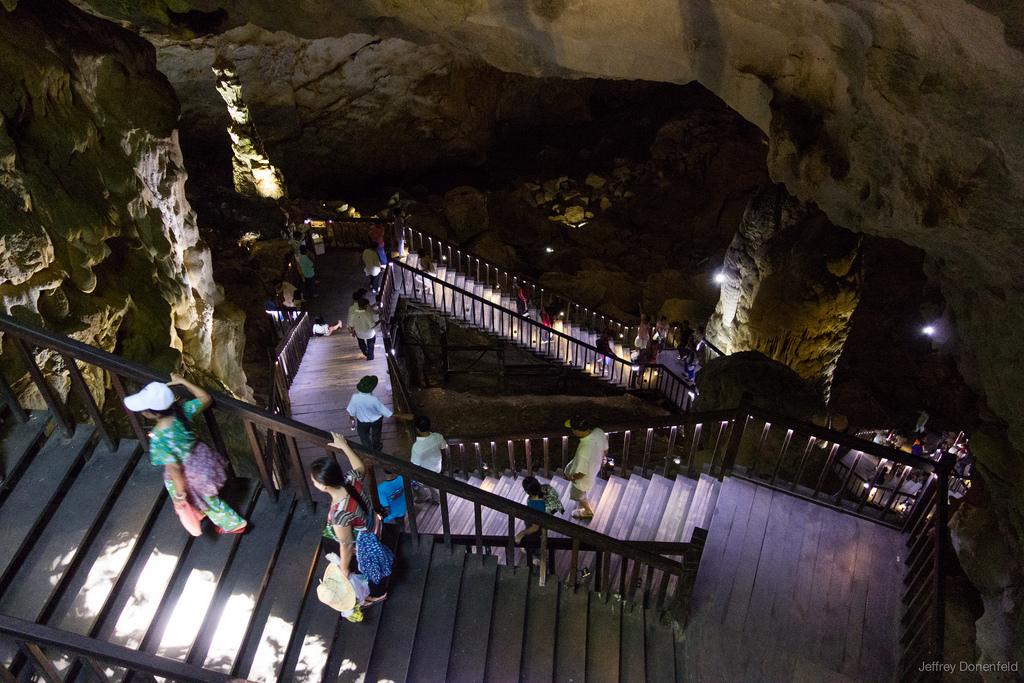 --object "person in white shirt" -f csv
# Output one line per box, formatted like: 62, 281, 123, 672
347, 297, 380, 360
312, 316, 344, 336
564, 416, 608, 519
410, 415, 447, 504
345, 375, 411, 452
